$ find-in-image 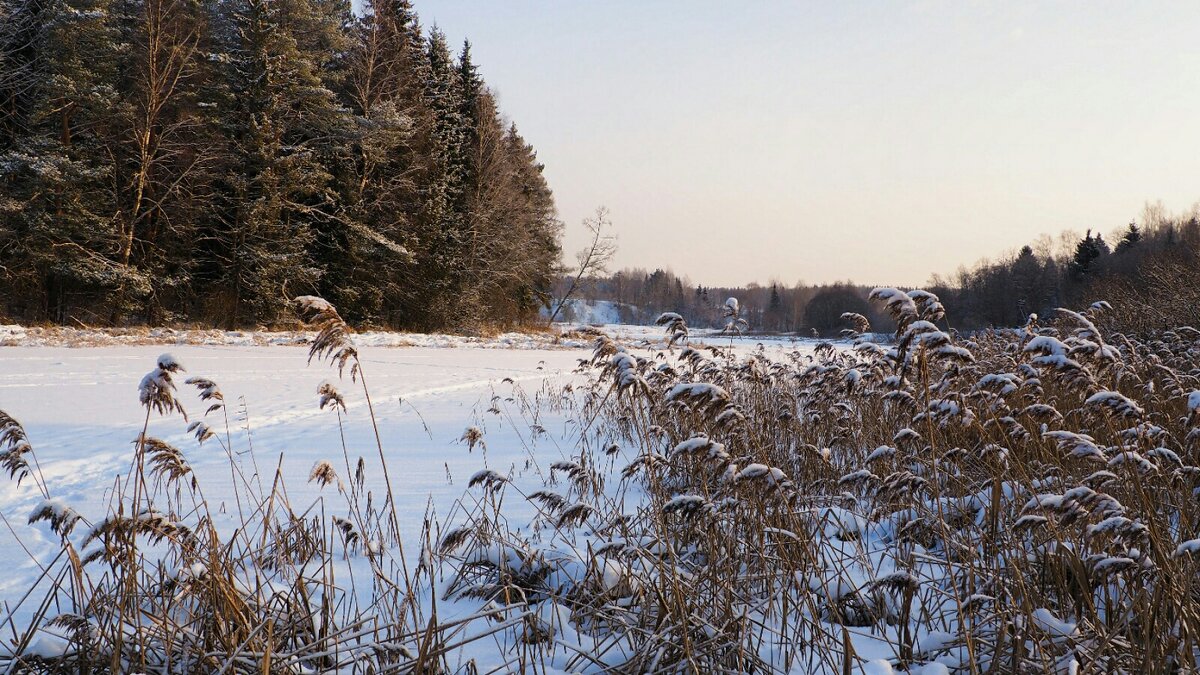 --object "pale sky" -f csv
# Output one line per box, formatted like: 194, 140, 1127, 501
412, 1, 1200, 287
